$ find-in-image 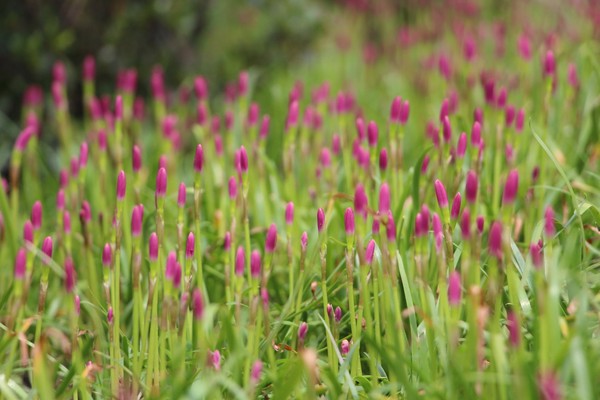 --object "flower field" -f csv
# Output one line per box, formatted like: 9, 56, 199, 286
2, 1, 600, 399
